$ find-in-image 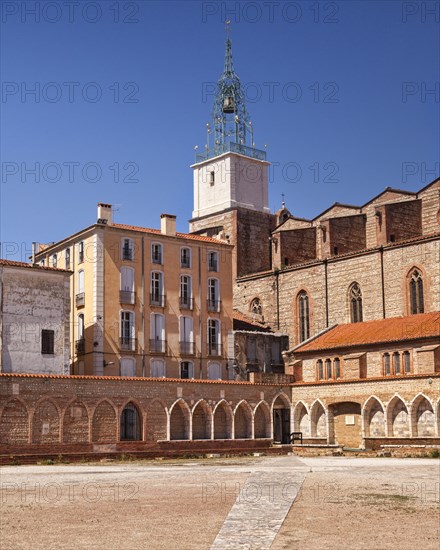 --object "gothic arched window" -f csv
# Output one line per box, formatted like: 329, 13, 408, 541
409, 269, 424, 314
298, 291, 310, 342
250, 298, 262, 316
349, 283, 363, 323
